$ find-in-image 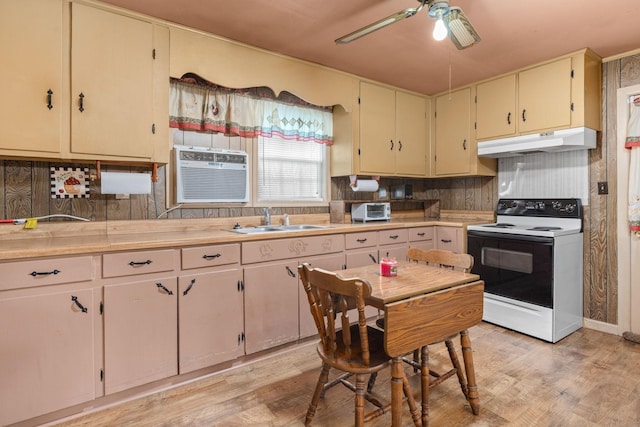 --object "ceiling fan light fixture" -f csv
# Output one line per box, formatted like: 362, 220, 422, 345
444, 7, 481, 49
432, 14, 448, 41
